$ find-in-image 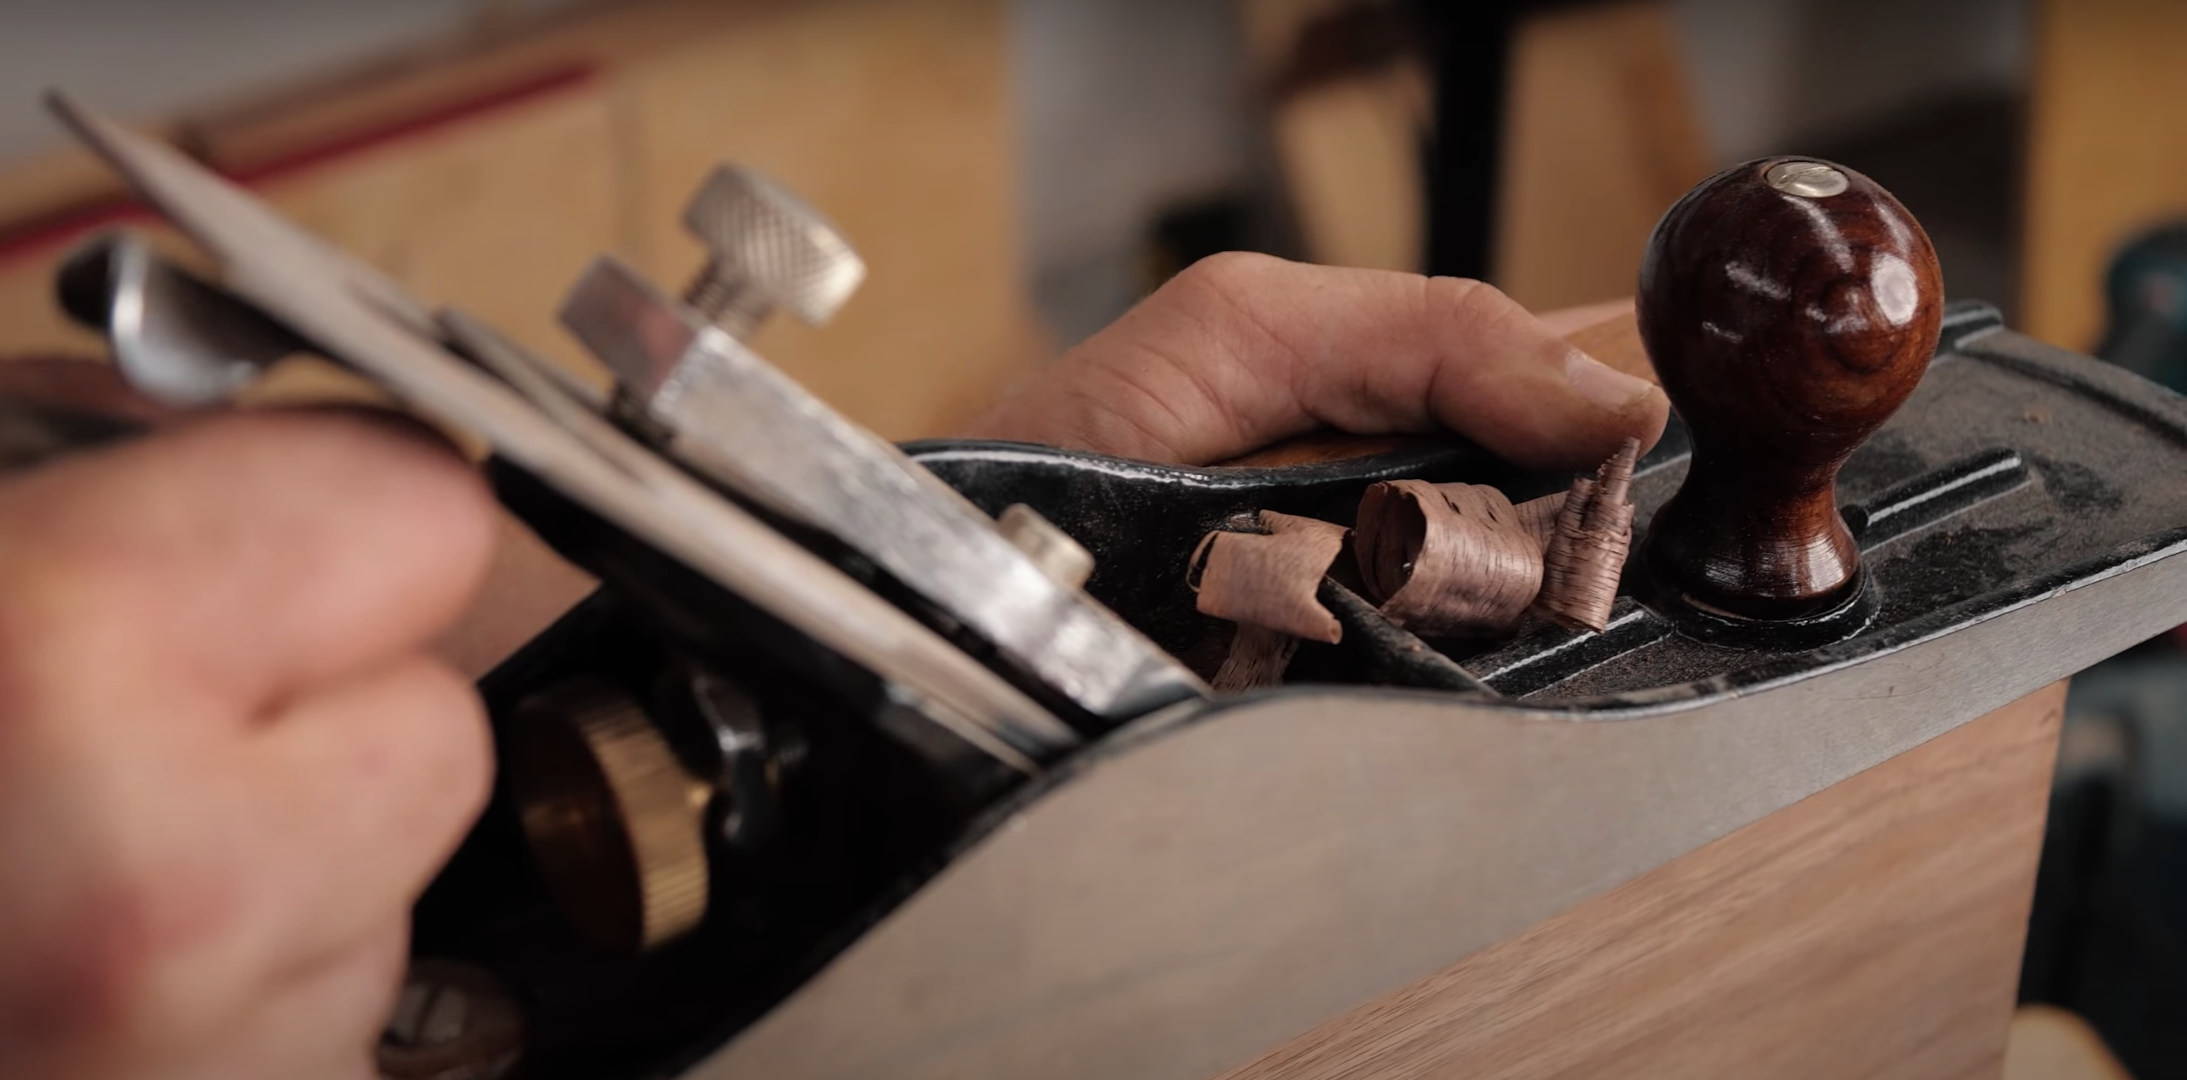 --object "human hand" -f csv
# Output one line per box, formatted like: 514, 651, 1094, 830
0, 252, 1659, 1080
965, 252, 1668, 468
0, 409, 497, 1079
